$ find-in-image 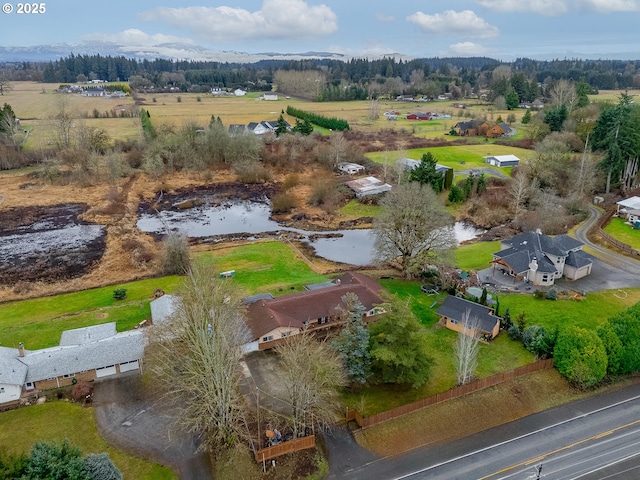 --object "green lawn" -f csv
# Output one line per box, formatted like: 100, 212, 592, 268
499, 288, 640, 332
0, 242, 328, 349
0, 402, 176, 480
0, 276, 182, 349
455, 241, 500, 270
604, 217, 640, 250
366, 144, 532, 174
339, 200, 381, 218
198, 241, 328, 296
